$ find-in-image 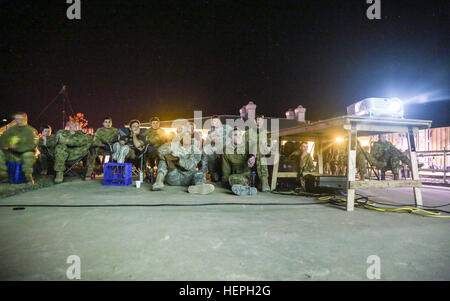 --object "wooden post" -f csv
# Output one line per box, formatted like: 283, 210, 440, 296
407, 127, 423, 206
271, 149, 280, 191
346, 123, 357, 211
317, 139, 324, 175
